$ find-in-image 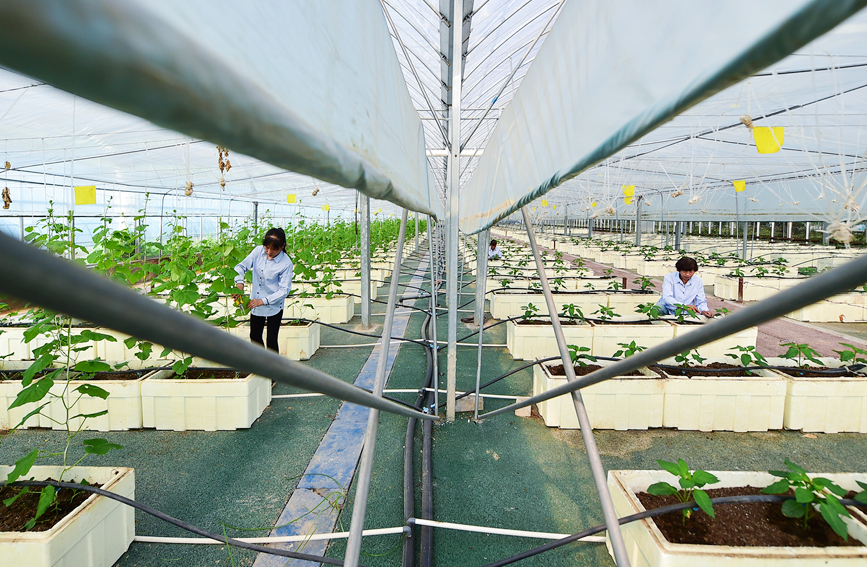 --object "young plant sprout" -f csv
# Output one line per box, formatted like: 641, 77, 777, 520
675, 349, 706, 368
633, 275, 656, 290
673, 303, 701, 324
559, 303, 585, 322
647, 458, 720, 524
725, 345, 768, 375
566, 344, 597, 367
761, 459, 862, 541
636, 302, 662, 320
520, 303, 540, 321
613, 341, 647, 358
780, 342, 823, 368
593, 305, 620, 322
